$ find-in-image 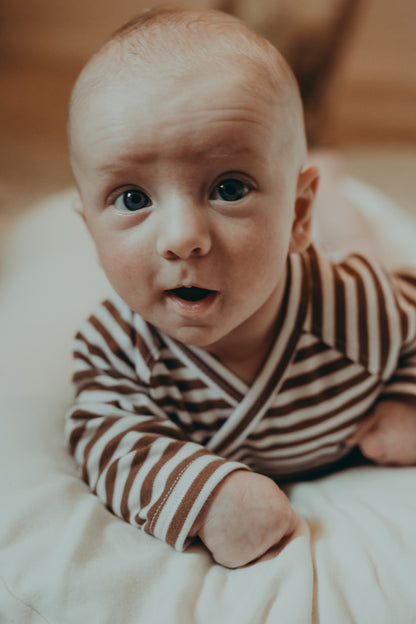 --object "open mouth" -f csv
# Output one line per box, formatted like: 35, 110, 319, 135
169, 286, 214, 302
